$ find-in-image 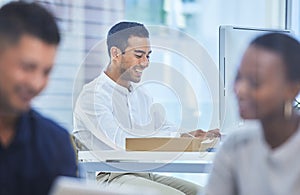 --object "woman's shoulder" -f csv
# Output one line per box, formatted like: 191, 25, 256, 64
221, 120, 262, 150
